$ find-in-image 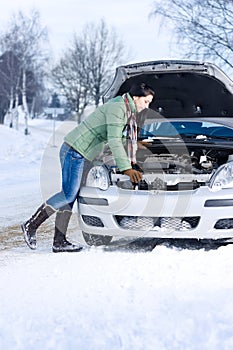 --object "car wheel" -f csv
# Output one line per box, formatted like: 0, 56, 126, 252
82, 232, 113, 246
